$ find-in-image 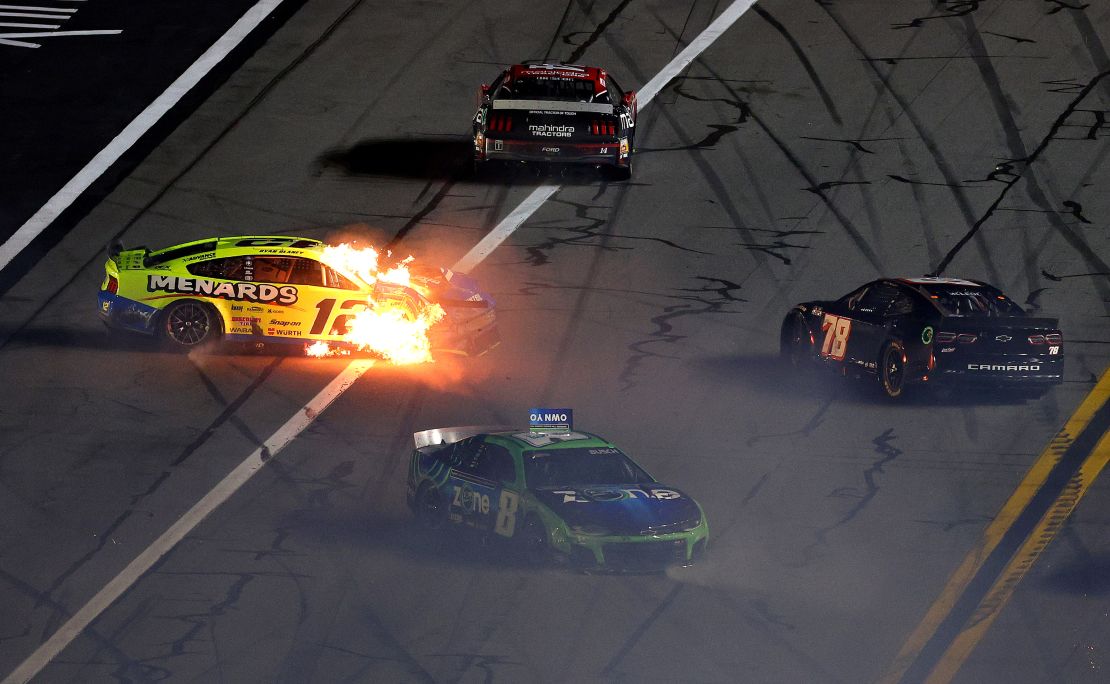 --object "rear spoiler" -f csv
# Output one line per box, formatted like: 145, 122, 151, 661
491, 99, 614, 114
413, 425, 518, 449
939, 316, 1060, 331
